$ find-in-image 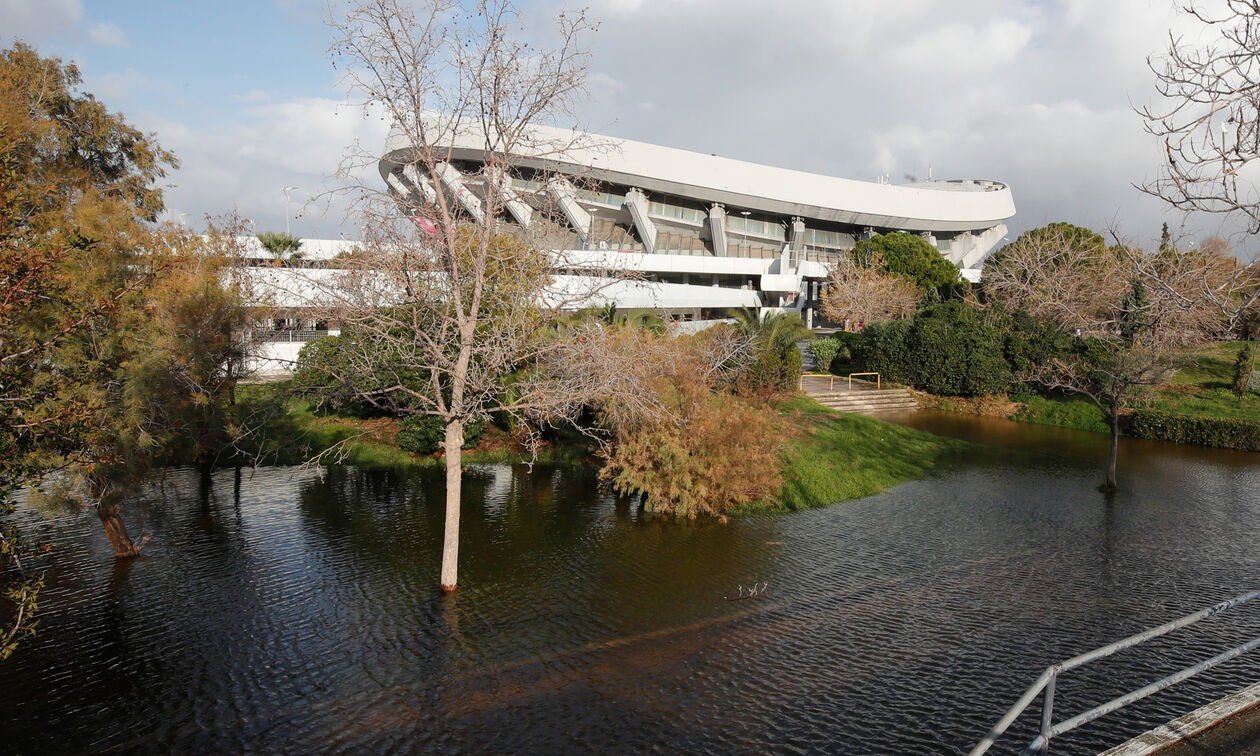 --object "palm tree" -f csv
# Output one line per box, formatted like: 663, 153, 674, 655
729, 308, 811, 351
